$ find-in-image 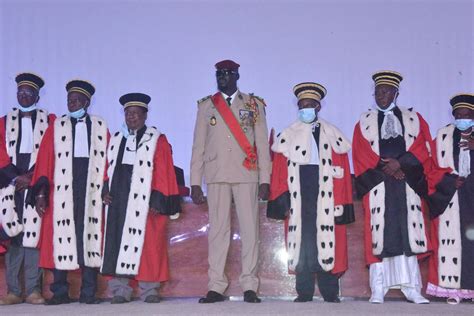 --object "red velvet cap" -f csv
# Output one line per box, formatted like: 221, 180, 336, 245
215, 59, 240, 71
